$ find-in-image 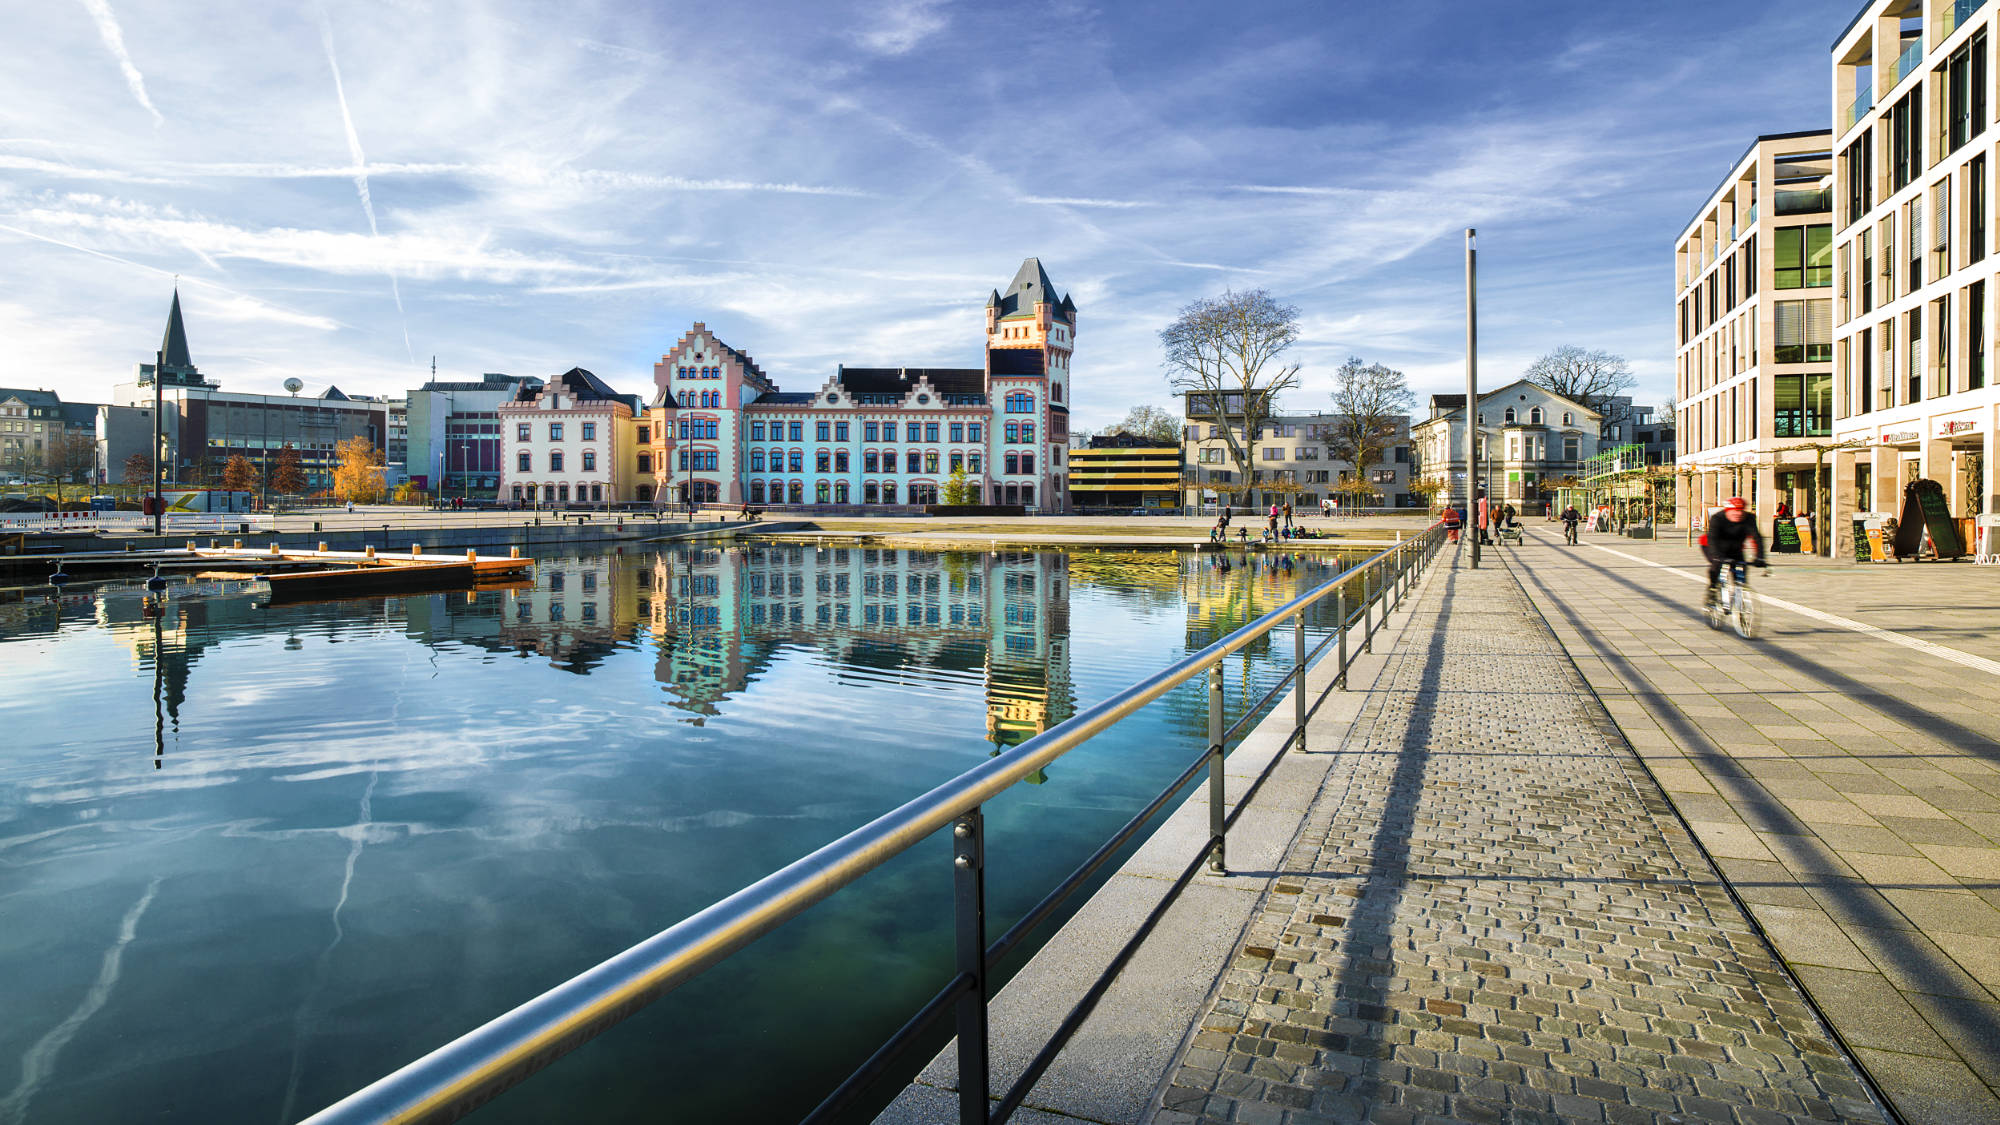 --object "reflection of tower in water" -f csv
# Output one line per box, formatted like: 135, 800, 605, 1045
983, 552, 1074, 769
